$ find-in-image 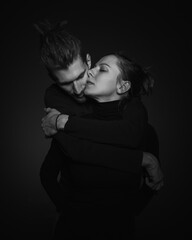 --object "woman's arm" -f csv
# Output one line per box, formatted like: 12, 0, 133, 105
44, 85, 147, 148
64, 100, 148, 148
